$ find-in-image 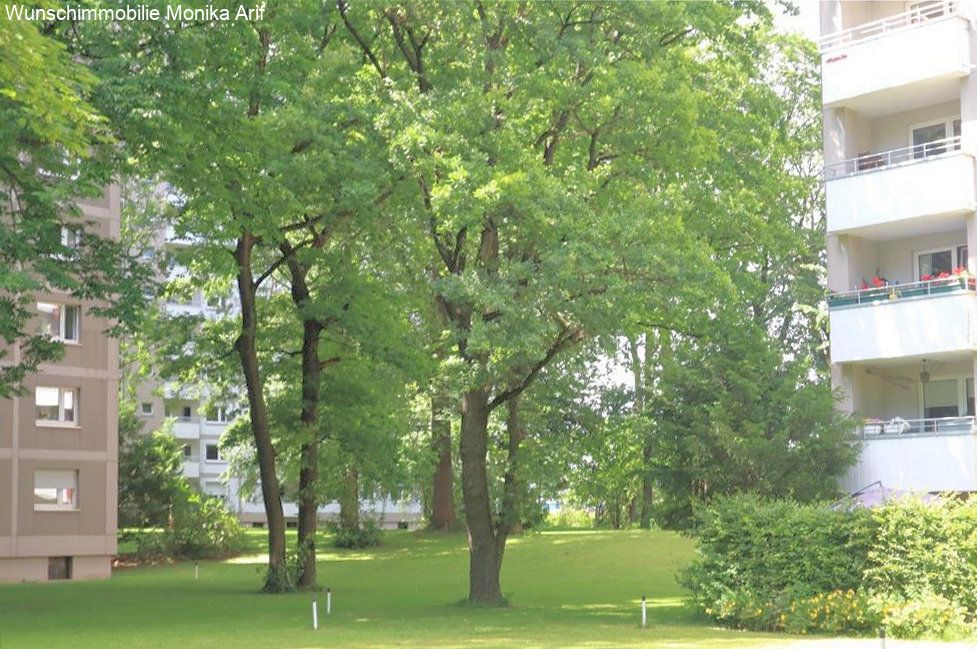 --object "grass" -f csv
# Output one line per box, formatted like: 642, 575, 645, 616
0, 530, 966, 648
